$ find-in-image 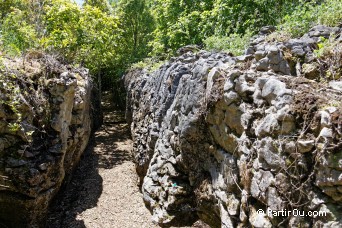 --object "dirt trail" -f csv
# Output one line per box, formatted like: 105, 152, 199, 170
47, 93, 158, 228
